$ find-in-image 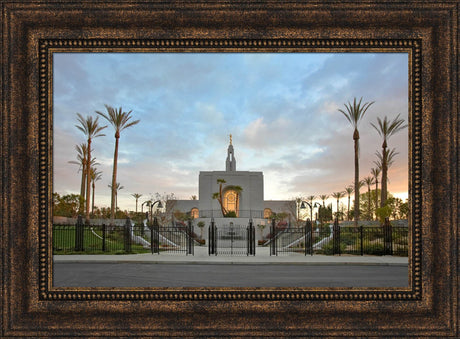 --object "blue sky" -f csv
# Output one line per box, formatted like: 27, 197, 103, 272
53, 52, 408, 212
